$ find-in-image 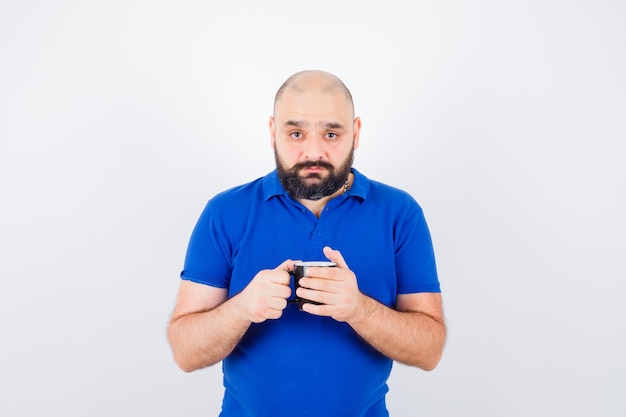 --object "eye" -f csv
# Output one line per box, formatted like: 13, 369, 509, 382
325, 132, 338, 140
290, 131, 303, 139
